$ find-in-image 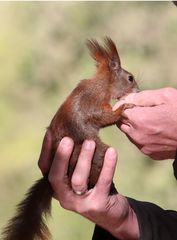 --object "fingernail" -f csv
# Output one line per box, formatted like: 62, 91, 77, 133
107, 147, 117, 158
60, 137, 74, 148
83, 140, 95, 150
